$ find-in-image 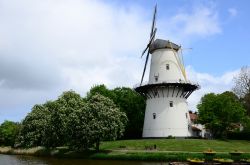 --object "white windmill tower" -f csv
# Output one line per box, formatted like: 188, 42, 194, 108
135, 5, 199, 138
